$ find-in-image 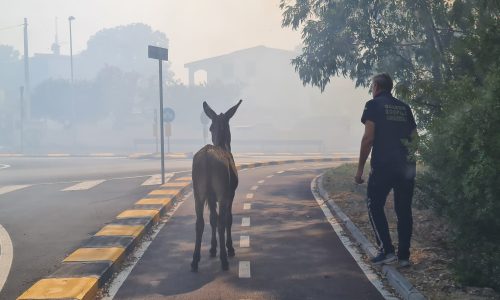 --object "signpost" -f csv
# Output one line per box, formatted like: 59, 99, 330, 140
148, 45, 168, 184
163, 107, 175, 153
